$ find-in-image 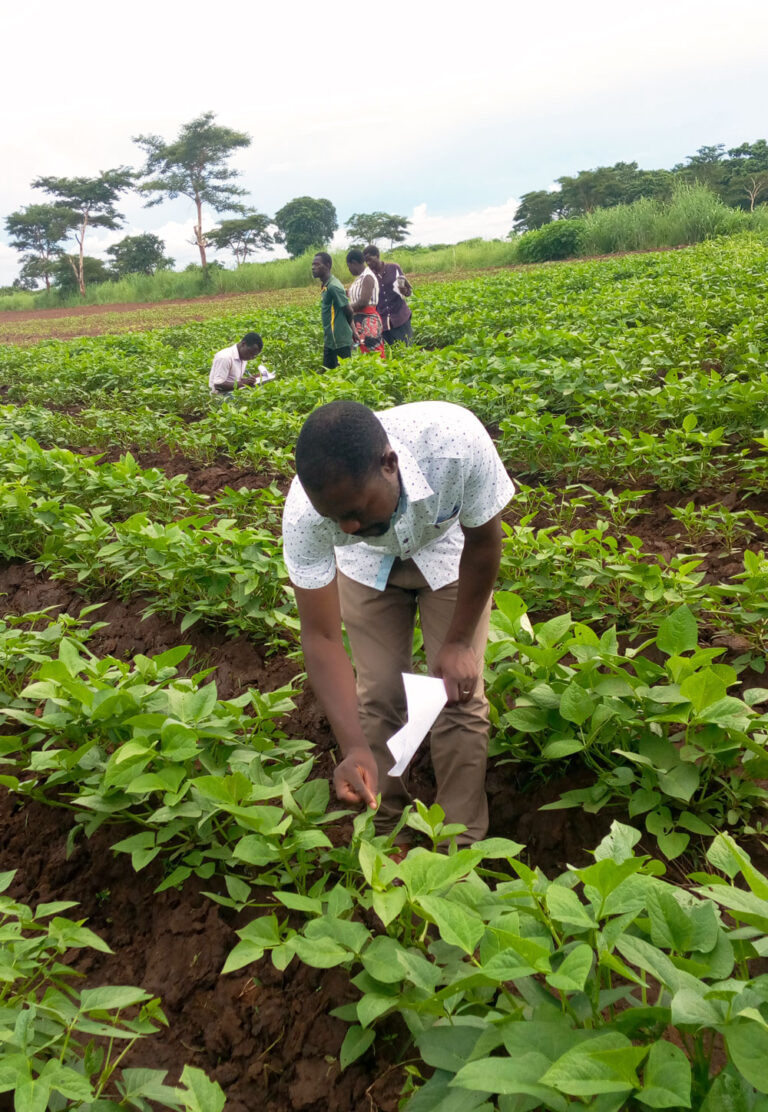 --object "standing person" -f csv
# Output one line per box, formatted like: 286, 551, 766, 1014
362, 244, 413, 346
311, 252, 354, 373
346, 249, 385, 359
282, 400, 515, 844
208, 333, 274, 396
